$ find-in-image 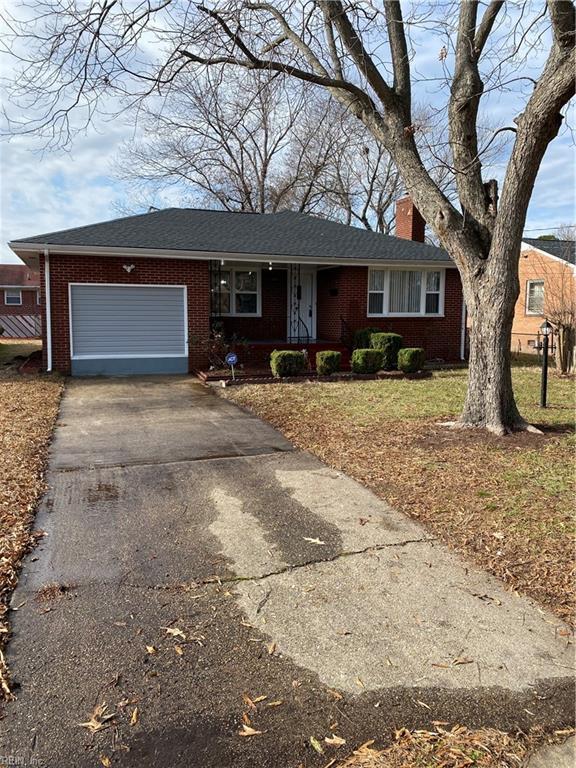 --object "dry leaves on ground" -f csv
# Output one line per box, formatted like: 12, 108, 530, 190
0, 371, 63, 698
338, 726, 575, 768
